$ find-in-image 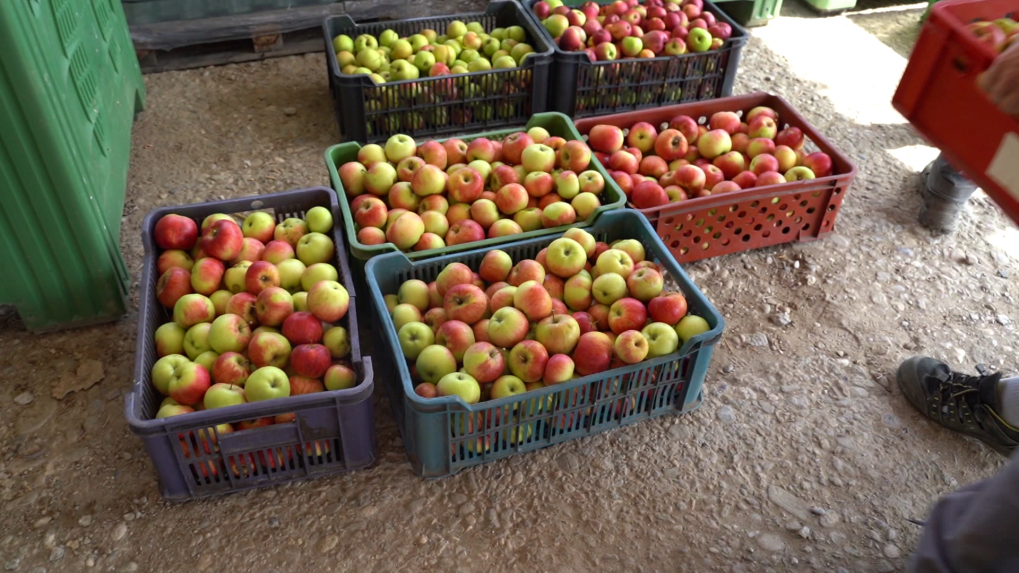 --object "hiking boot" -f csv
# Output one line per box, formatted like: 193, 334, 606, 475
897, 356, 1019, 455
917, 156, 978, 234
